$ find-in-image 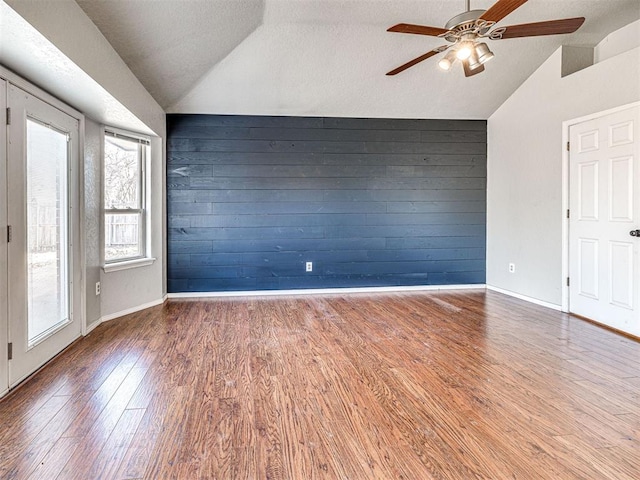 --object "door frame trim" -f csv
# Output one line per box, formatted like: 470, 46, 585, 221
0, 65, 86, 395
0, 78, 7, 398
561, 101, 640, 313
